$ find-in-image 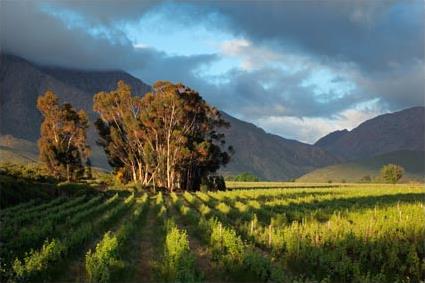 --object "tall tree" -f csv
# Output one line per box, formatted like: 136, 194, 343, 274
94, 80, 232, 191
37, 91, 90, 181
93, 81, 148, 184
